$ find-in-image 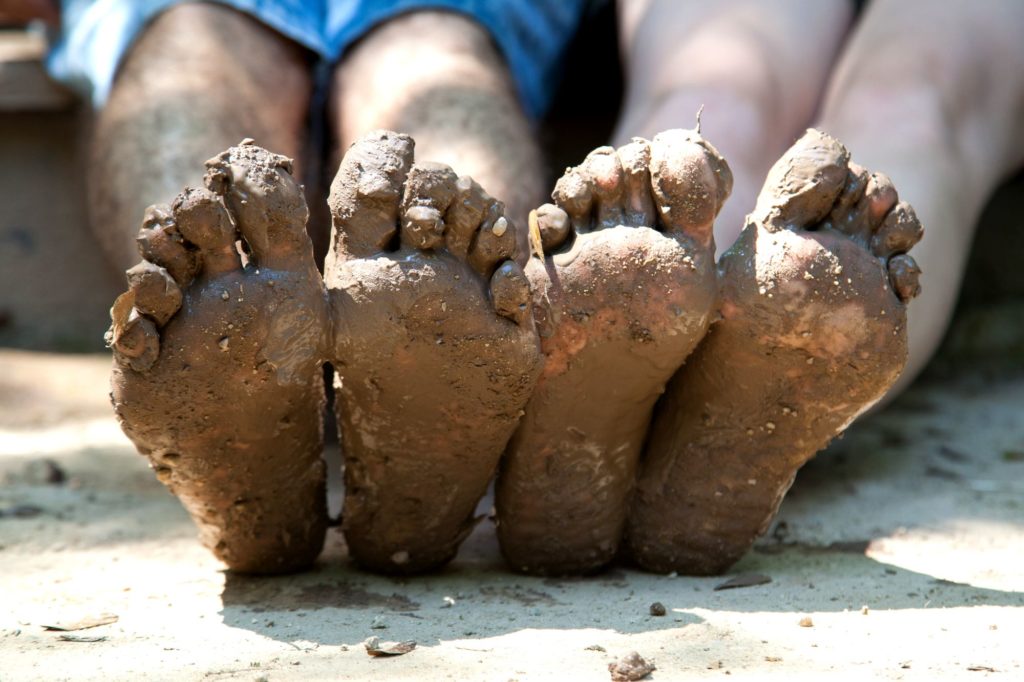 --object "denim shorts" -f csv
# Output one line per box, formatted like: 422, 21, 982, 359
46, 0, 589, 118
